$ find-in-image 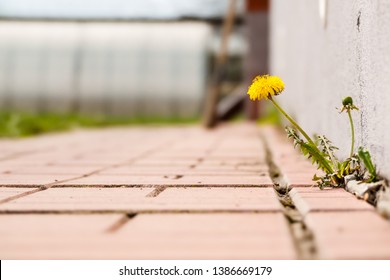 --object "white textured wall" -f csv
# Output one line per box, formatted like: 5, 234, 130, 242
270, 0, 390, 178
